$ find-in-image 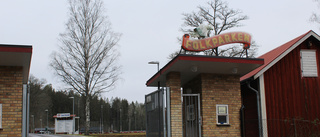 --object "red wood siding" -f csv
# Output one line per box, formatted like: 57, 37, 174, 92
263, 37, 320, 136
241, 80, 259, 136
